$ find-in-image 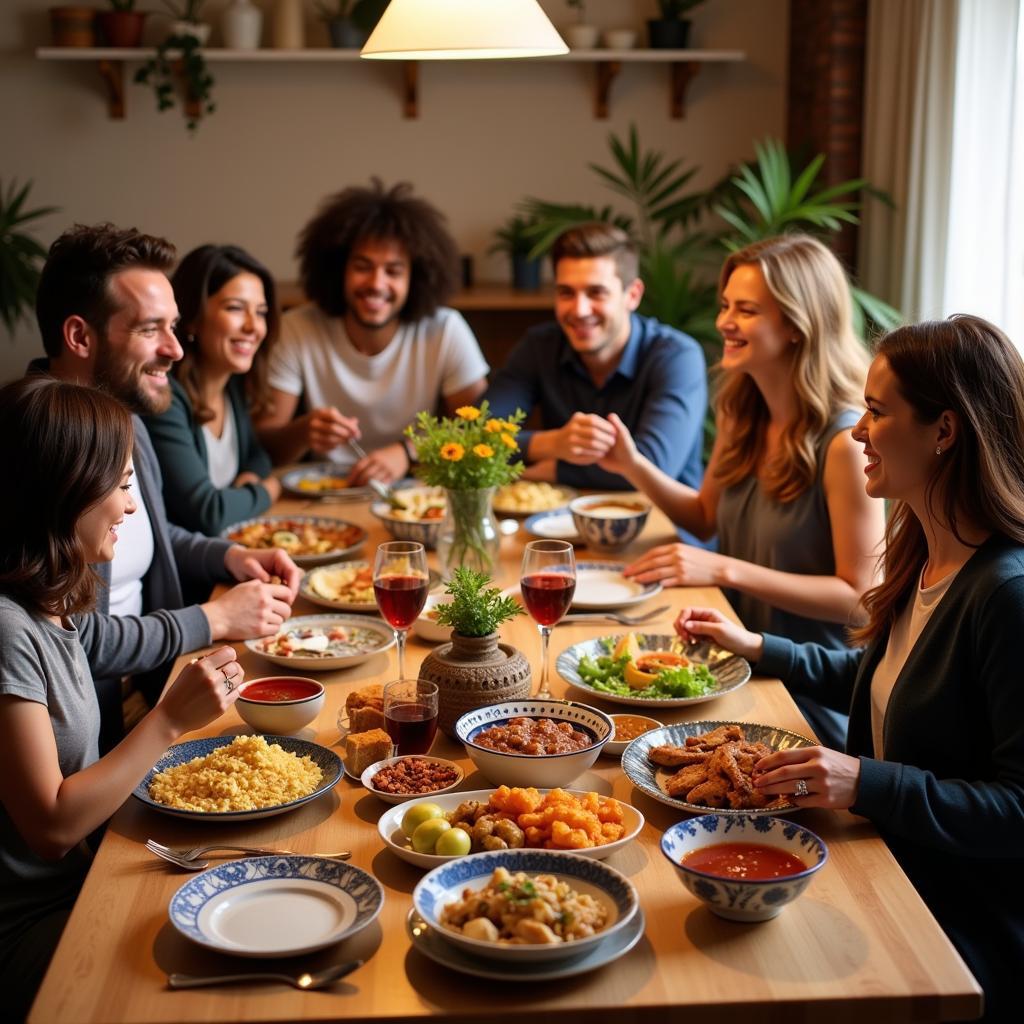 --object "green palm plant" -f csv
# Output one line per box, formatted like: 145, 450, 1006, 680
0, 180, 58, 336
